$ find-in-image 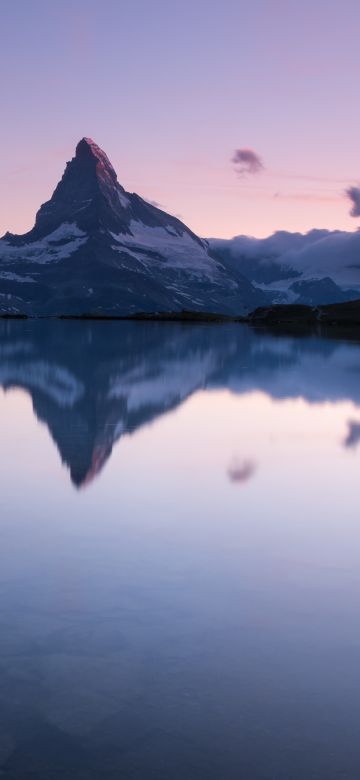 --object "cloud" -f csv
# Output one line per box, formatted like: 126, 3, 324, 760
232, 148, 264, 176
346, 186, 360, 217
209, 228, 360, 290
274, 192, 342, 204
143, 197, 183, 221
